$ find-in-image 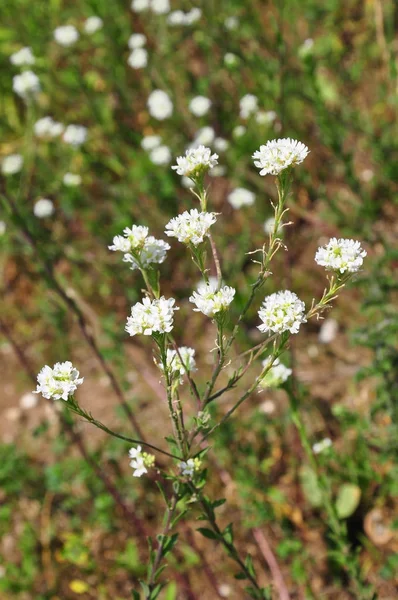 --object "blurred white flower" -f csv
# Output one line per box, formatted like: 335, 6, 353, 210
298, 38, 314, 59
149, 145, 171, 165
190, 285, 235, 317
172, 145, 218, 178
191, 126, 215, 147
228, 187, 255, 209
13, 70, 40, 99
167, 10, 185, 25
10, 46, 35, 66
189, 96, 212, 117
224, 52, 238, 66
179, 458, 201, 478
233, 125, 246, 138
214, 137, 229, 153
239, 94, 258, 119
34, 116, 64, 138
185, 8, 202, 24
0, 221, 6, 235
258, 290, 307, 335
20, 392, 39, 410
127, 48, 148, 69
263, 217, 283, 236
181, 176, 194, 188
141, 135, 161, 151
253, 138, 309, 176
126, 296, 178, 336
260, 358, 292, 388
318, 318, 338, 344
84, 16, 103, 34
34, 361, 84, 401
54, 25, 79, 47
360, 169, 374, 182
224, 16, 239, 30
255, 110, 277, 125
147, 89, 173, 120
131, 0, 150, 11
151, 0, 170, 14
63, 124, 87, 146
165, 209, 217, 245
1, 154, 23, 175
128, 33, 147, 49
63, 173, 82, 186
208, 165, 226, 178
313, 438, 332, 454
34, 198, 54, 218
315, 238, 366, 274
